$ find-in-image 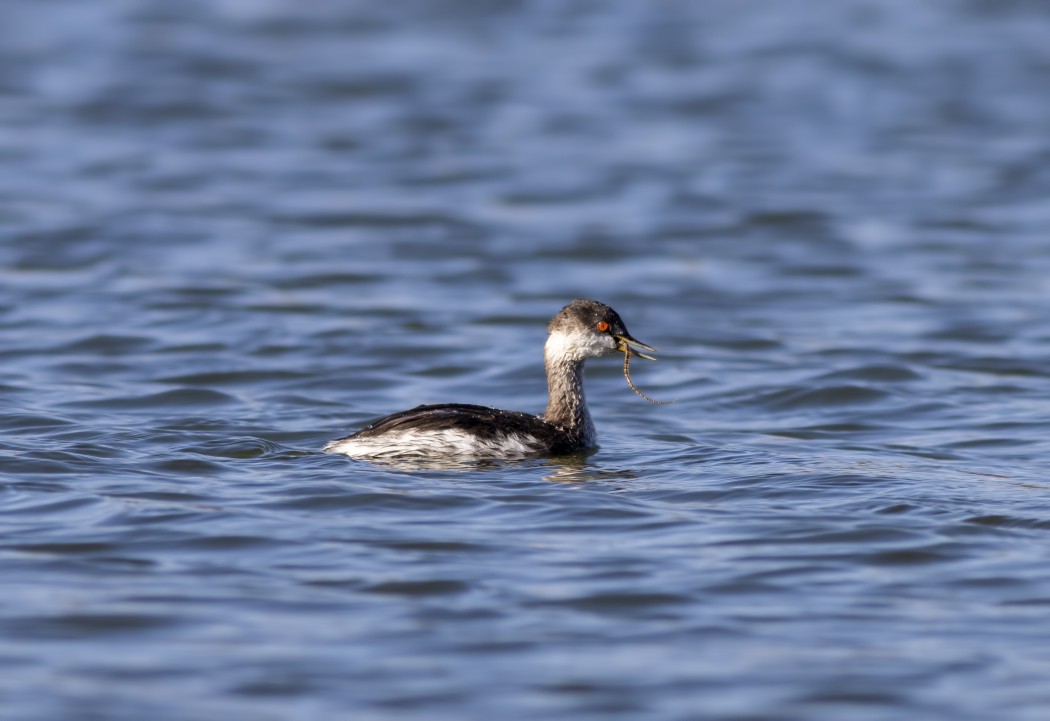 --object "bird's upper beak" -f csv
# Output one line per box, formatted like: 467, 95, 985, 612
615, 333, 656, 360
